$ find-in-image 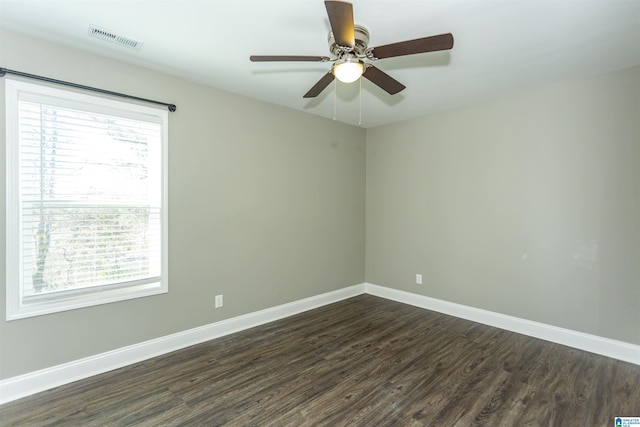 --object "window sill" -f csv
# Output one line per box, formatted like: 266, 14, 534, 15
6, 281, 167, 321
